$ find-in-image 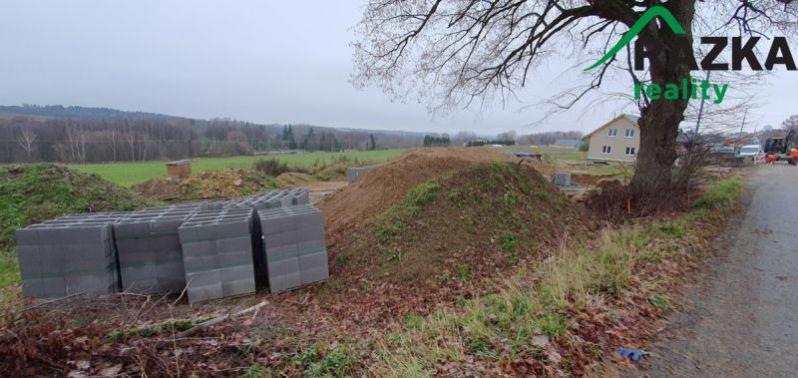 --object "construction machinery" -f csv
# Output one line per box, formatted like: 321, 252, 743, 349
764, 129, 797, 165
